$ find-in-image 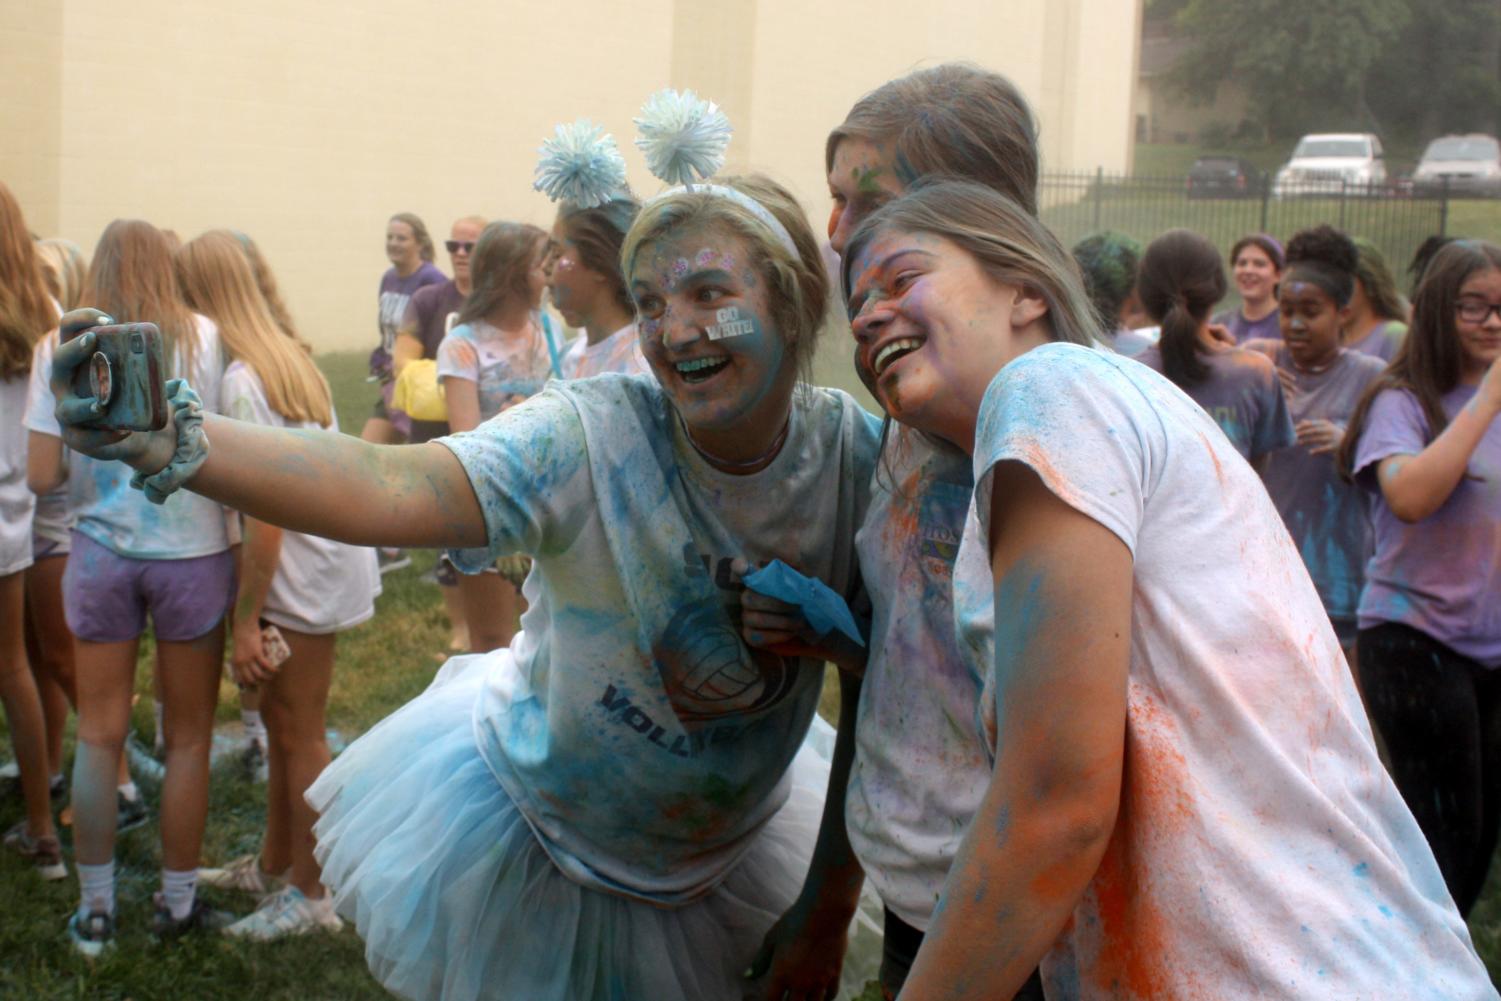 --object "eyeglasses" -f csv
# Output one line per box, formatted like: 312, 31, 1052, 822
445, 240, 476, 256
1456, 299, 1501, 324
